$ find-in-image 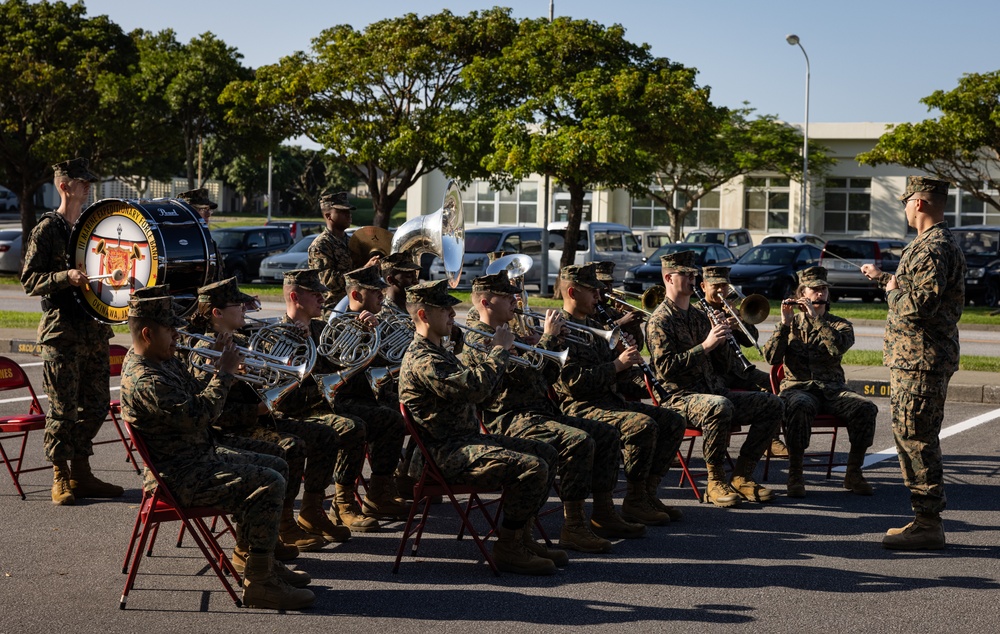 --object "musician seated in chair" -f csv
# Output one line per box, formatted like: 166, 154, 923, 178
398, 279, 561, 576
121, 294, 313, 610
646, 252, 783, 507
553, 264, 686, 527
761, 266, 877, 498
464, 271, 641, 552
